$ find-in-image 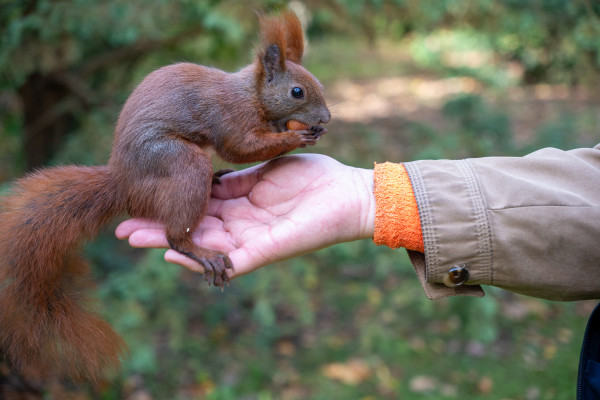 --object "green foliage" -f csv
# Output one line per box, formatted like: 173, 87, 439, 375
0, 97, 23, 180
408, 29, 519, 88
534, 114, 580, 151
0, 0, 238, 88
331, 0, 600, 84
408, 94, 514, 160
